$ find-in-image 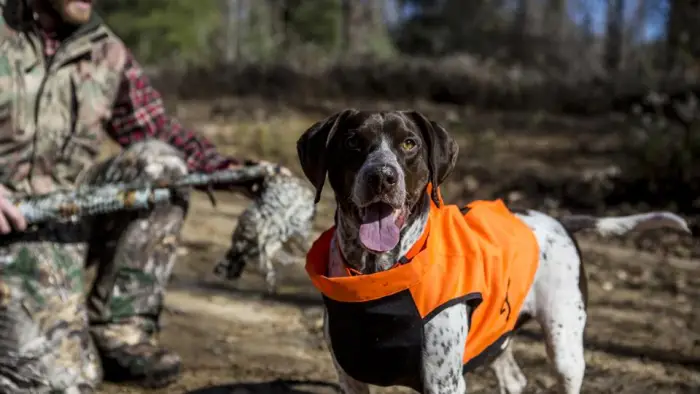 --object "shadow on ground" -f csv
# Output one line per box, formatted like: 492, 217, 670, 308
185, 379, 342, 394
